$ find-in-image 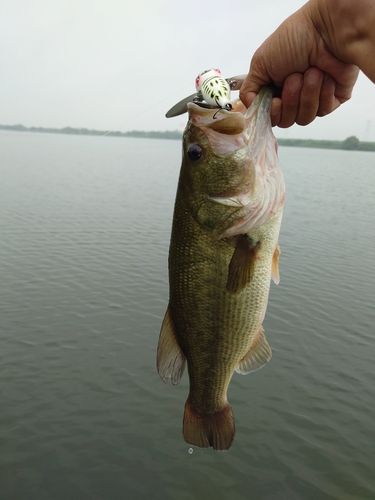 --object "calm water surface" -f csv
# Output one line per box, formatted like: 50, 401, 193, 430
1, 130, 374, 500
